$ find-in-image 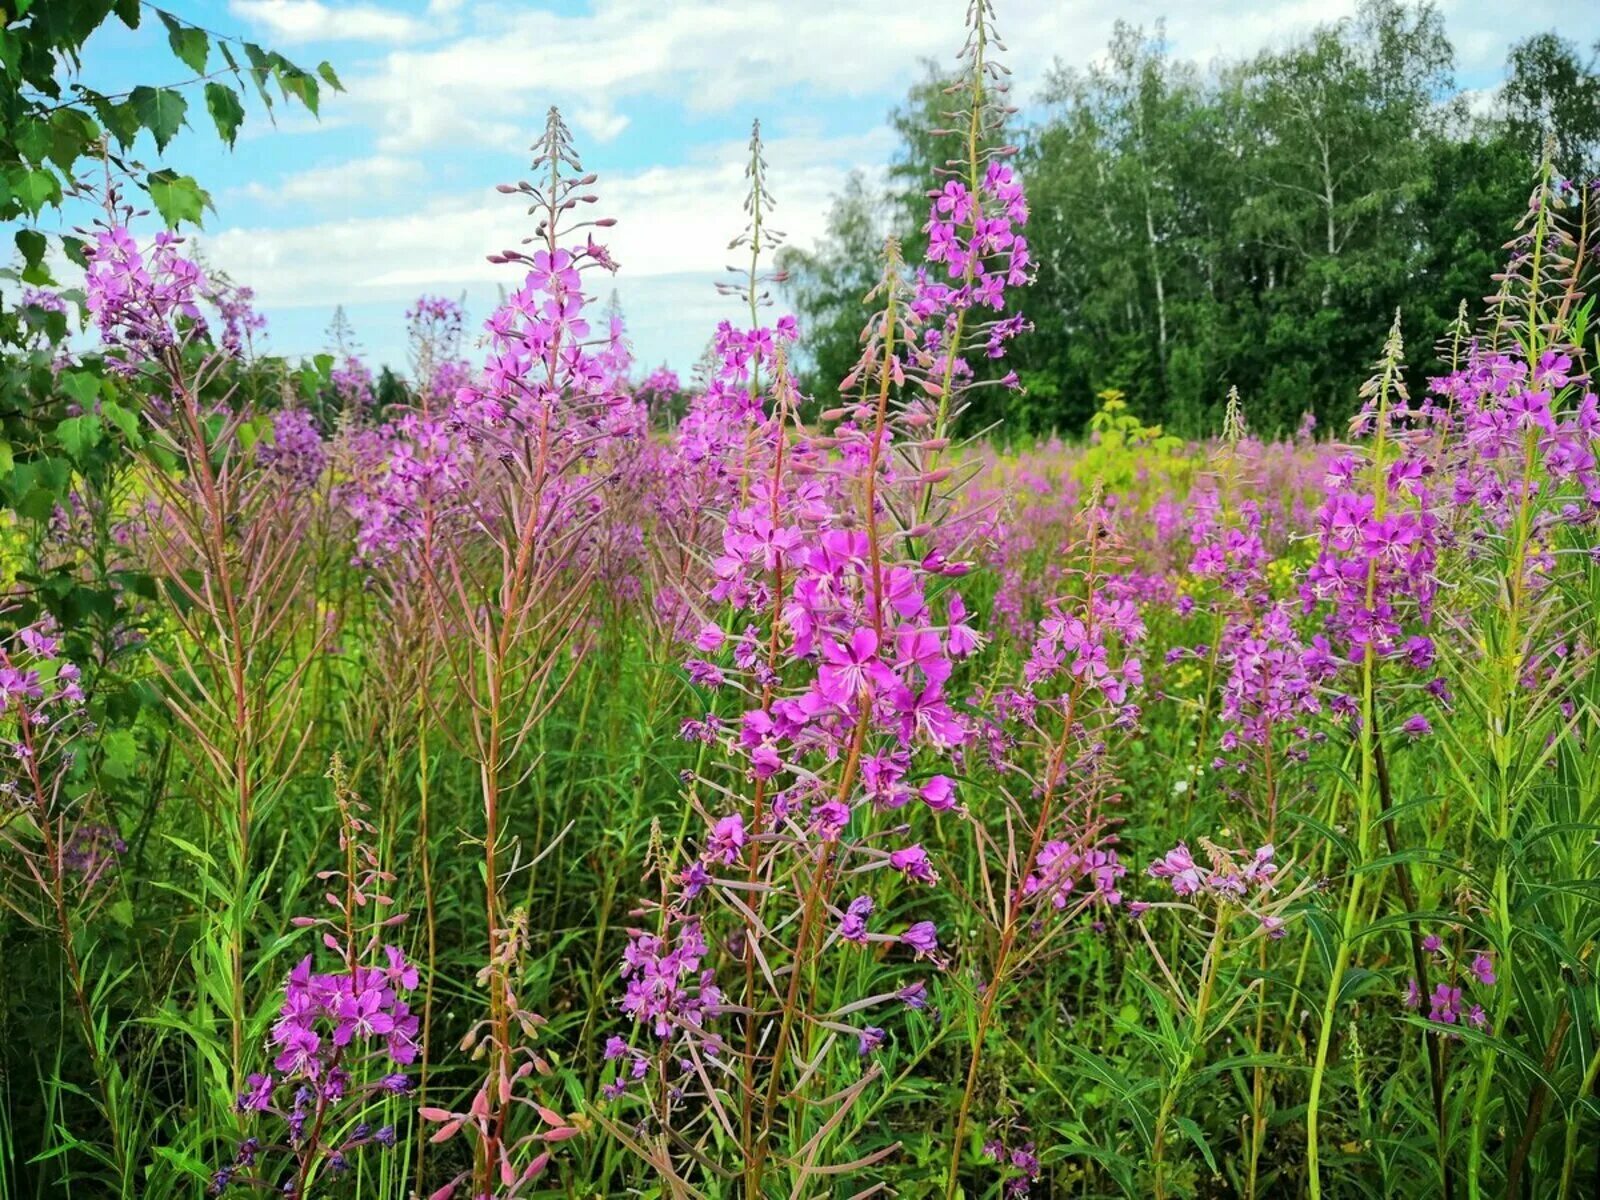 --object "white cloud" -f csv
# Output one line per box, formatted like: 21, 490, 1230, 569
343, 0, 1502, 157
347, 0, 1080, 154
204, 0, 1598, 371
1459, 85, 1501, 121
229, 0, 433, 44
196, 130, 882, 310
236, 154, 423, 207
572, 106, 631, 144
237, 110, 355, 141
